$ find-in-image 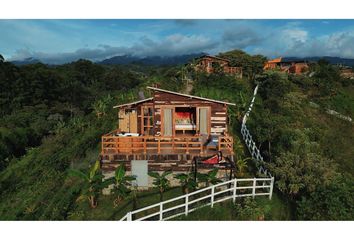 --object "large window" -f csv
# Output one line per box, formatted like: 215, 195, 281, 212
174, 107, 196, 135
